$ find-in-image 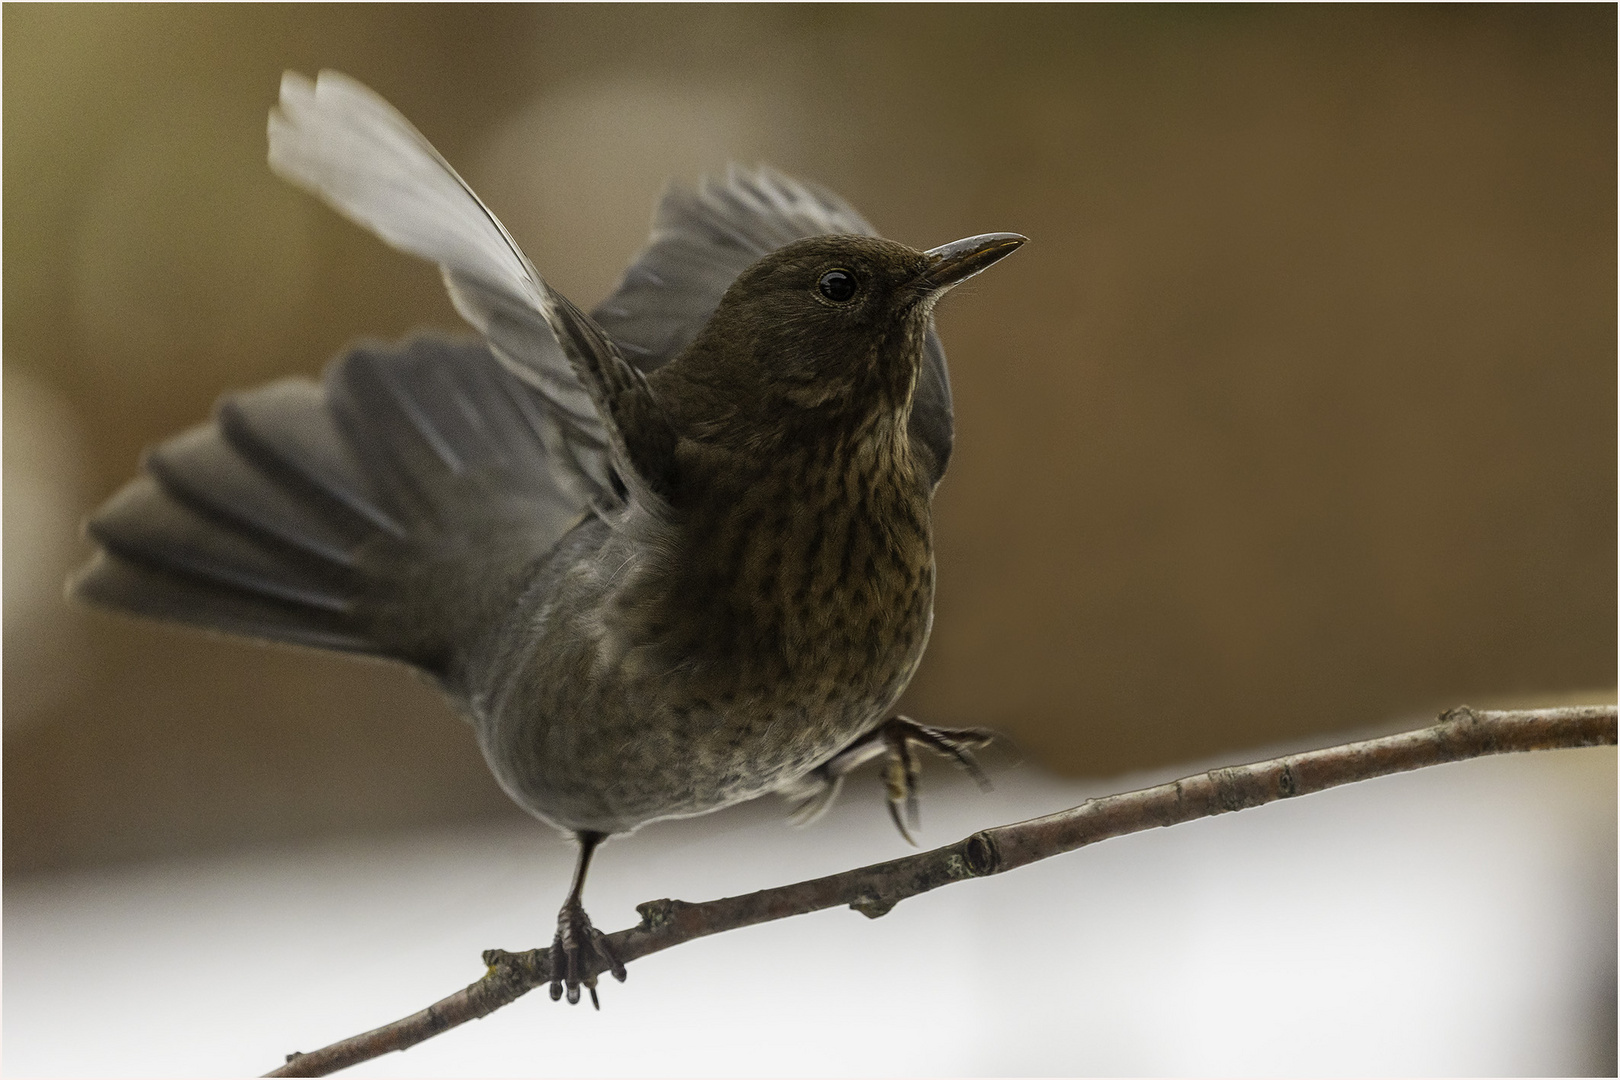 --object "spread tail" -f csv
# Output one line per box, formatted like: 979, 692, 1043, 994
72, 336, 586, 675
